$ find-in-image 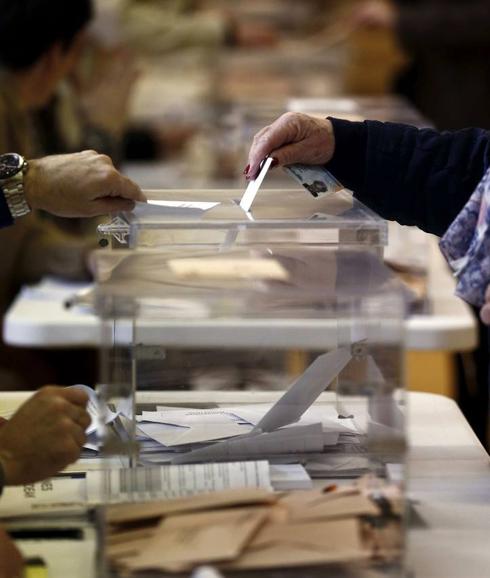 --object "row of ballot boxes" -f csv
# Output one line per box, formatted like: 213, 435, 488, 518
83, 180, 409, 576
